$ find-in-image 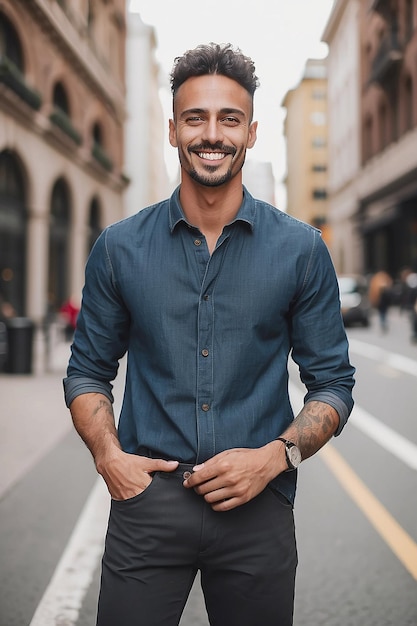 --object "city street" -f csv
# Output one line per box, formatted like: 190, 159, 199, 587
1, 307, 417, 626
